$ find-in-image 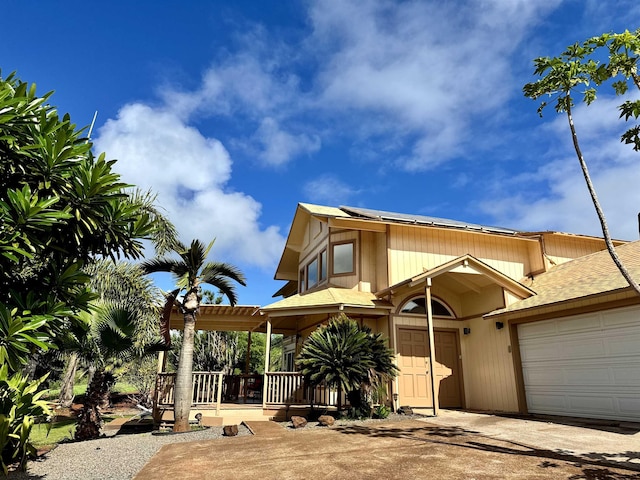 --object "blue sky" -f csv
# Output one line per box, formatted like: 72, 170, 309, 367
5, 1, 640, 305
